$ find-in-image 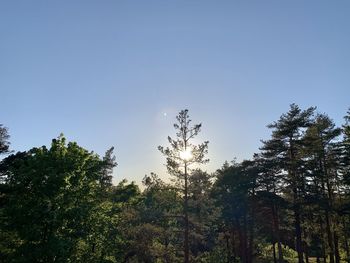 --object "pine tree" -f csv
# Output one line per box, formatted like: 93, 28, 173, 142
255, 155, 286, 263
159, 109, 209, 263
261, 104, 315, 263
340, 109, 350, 261
303, 114, 342, 263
